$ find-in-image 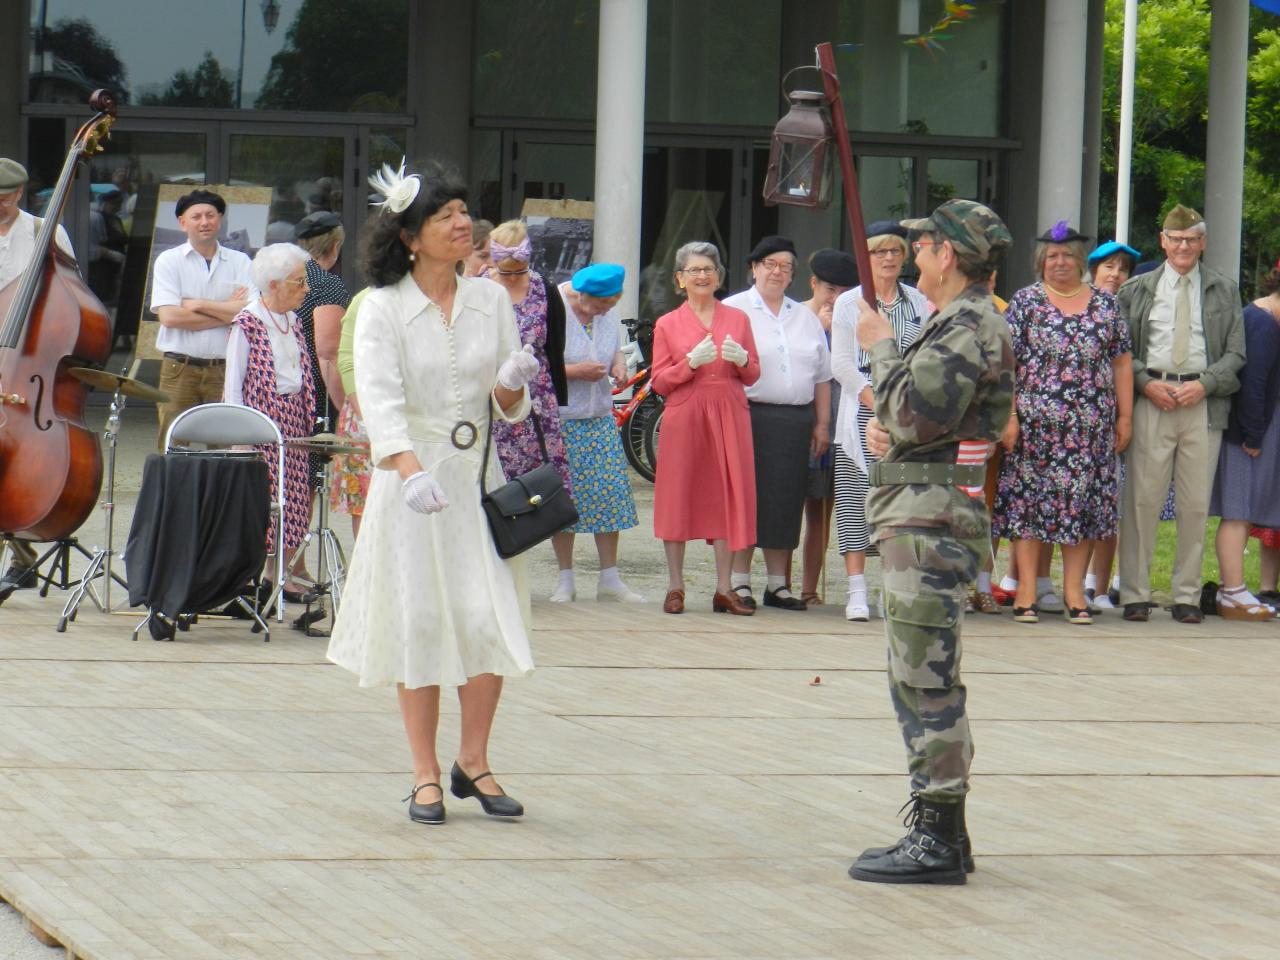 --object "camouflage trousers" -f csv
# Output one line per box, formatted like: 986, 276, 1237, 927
880, 531, 988, 801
